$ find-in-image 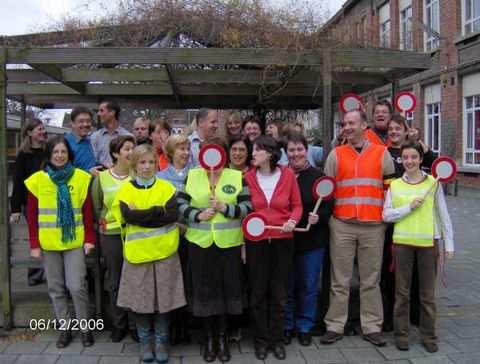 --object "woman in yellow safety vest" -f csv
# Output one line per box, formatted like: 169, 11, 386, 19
25, 135, 95, 349
383, 141, 454, 354
112, 144, 185, 364
91, 135, 137, 343
177, 138, 252, 363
